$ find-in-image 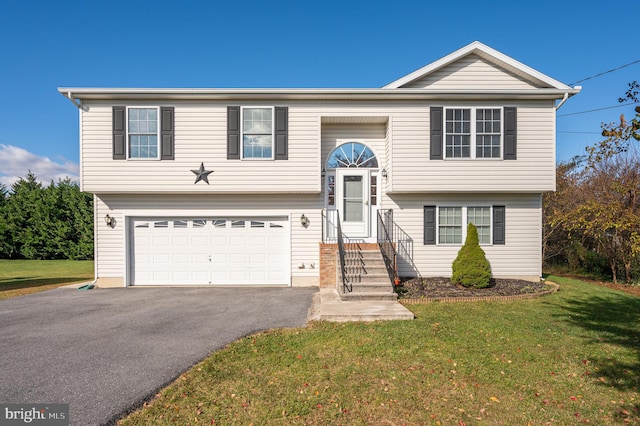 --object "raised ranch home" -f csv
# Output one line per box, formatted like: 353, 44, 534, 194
59, 41, 579, 295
